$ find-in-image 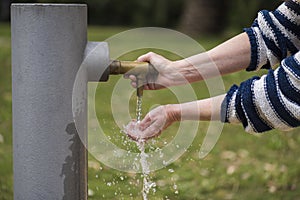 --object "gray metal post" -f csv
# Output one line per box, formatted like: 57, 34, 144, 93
12, 4, 88, 200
